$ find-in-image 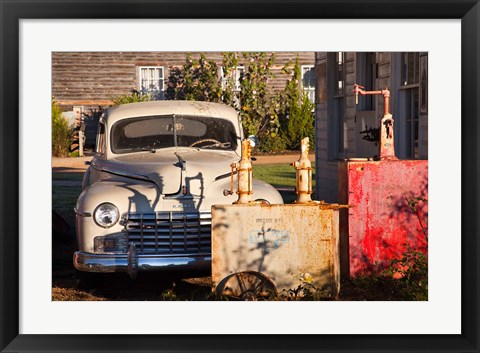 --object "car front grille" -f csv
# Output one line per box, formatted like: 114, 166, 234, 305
121, 211, 211, 255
